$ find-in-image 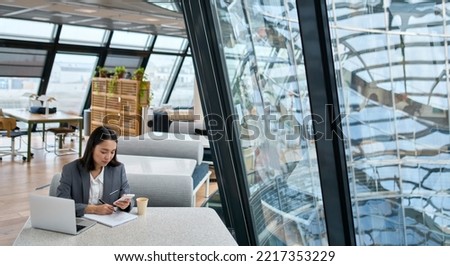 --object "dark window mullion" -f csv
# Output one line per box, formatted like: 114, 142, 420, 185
39, 25, 62, 95
296, 0, 355, 245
